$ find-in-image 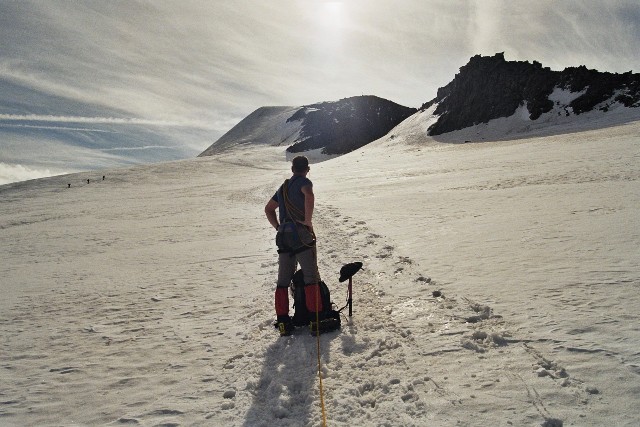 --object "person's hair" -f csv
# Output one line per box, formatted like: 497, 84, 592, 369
291, 156, 309, 173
